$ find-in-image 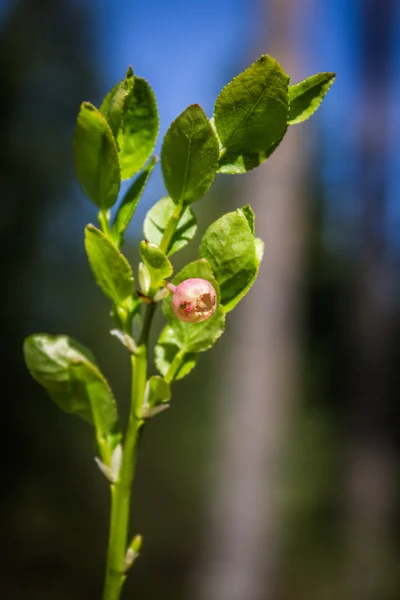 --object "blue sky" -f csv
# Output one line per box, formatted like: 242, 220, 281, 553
2, 0, 400, 254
